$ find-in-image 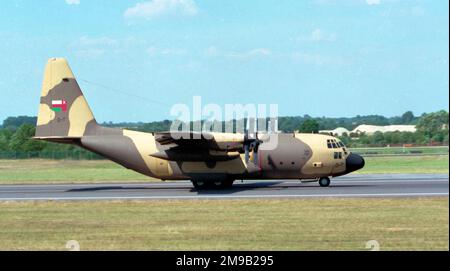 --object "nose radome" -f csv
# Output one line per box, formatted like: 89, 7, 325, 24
346, 153, 365, 173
